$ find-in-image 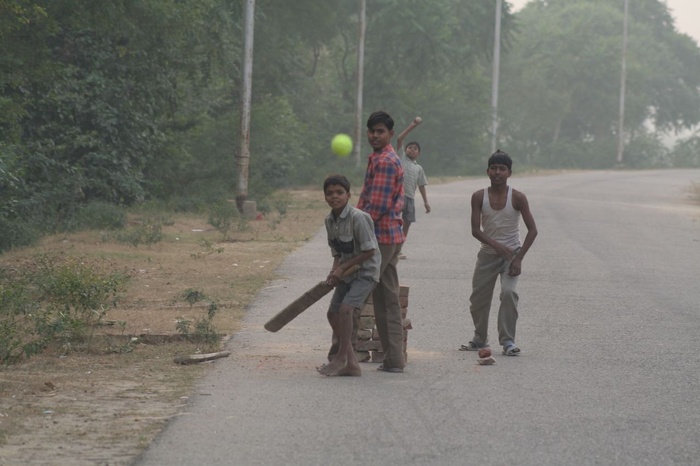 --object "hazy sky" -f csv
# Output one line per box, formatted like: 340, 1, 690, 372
508, 0, 700, 45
